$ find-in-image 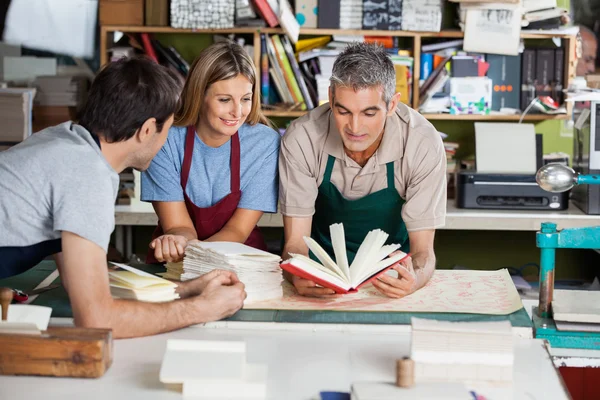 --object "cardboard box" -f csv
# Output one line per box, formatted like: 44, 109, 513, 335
99, 0, 144, 26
